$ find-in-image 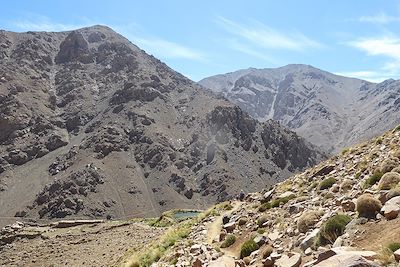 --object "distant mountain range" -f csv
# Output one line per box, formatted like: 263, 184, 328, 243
0, 26, 323, 225
200, 64, 400, 153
